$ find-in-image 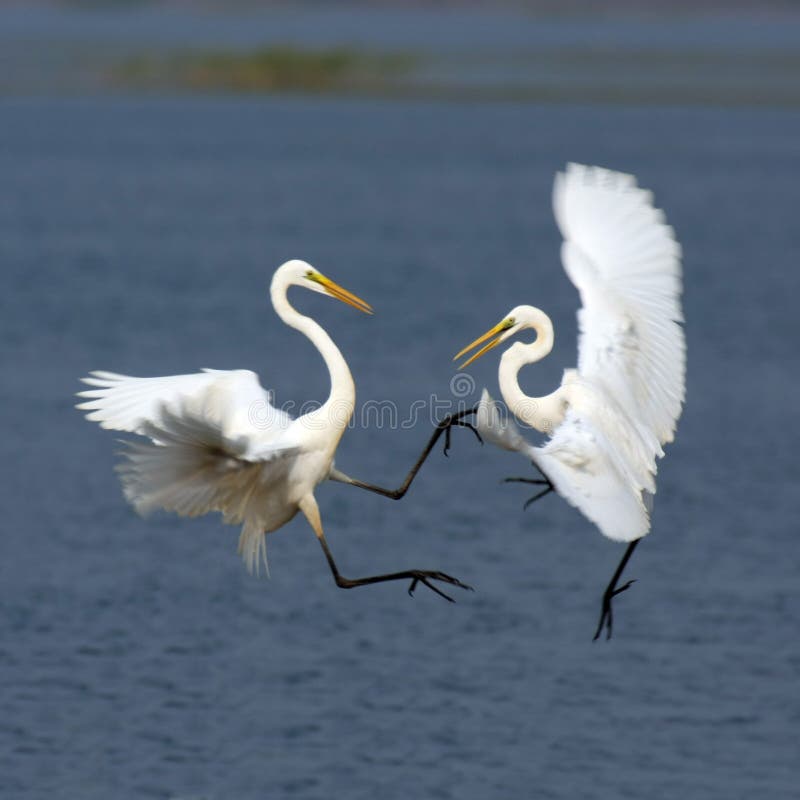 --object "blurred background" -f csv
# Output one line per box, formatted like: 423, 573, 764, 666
2, 2, 799, 799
